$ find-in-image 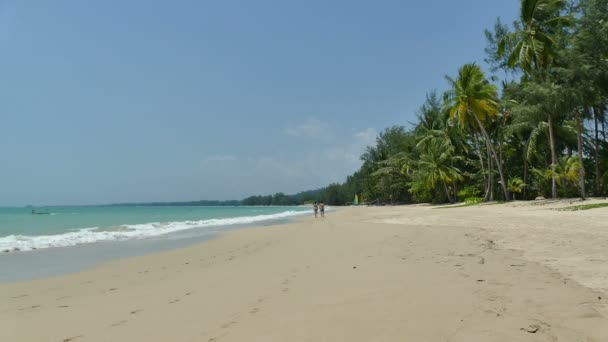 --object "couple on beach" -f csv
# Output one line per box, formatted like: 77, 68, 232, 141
313, 202, 325, 218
